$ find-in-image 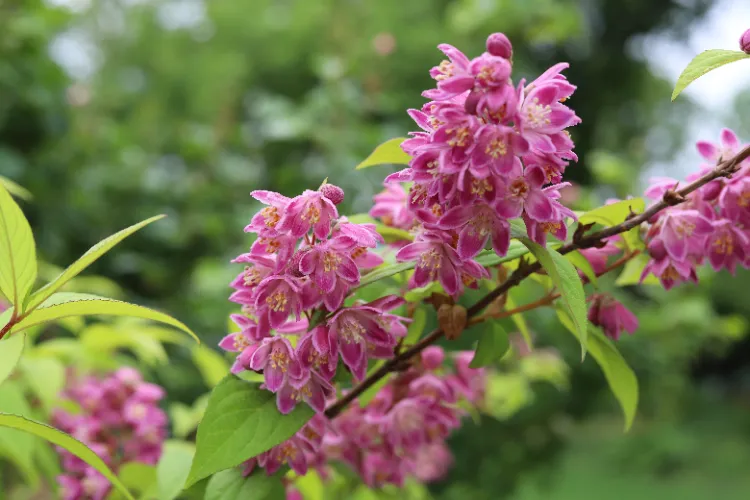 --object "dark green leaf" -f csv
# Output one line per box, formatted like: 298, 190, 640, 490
470, 322, 510, 368
355, 138, 410, 170
185, 376, 313, 487
672, 49, 750, 101
205, 469, 285, 500
520, 239, 588, 358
